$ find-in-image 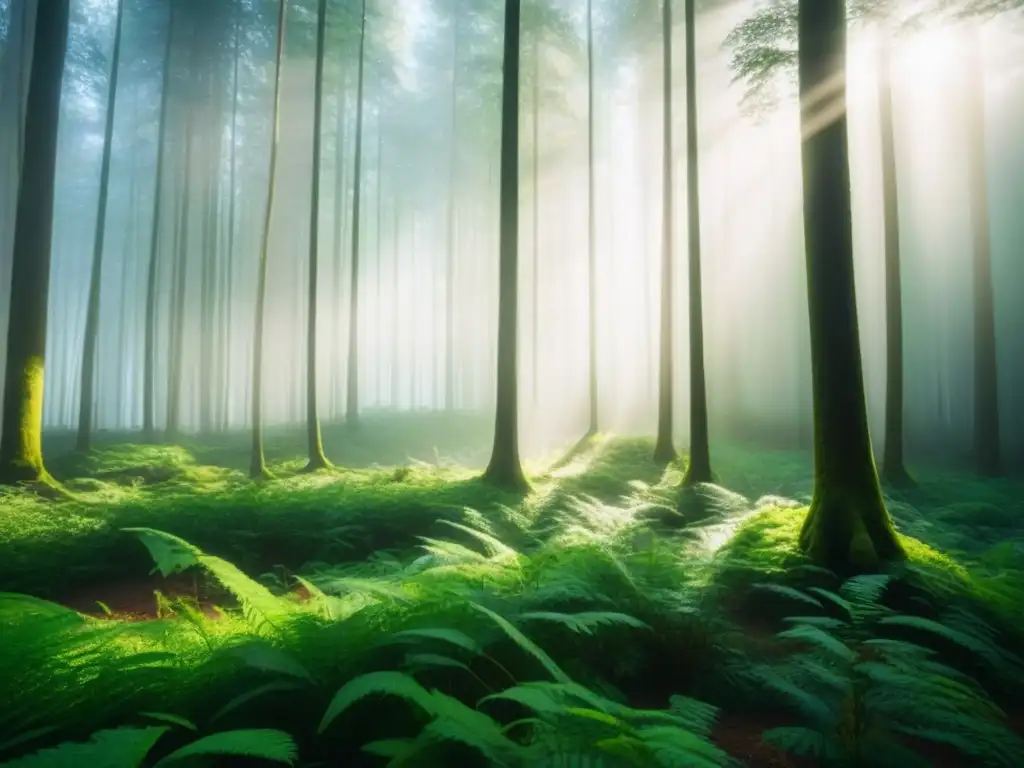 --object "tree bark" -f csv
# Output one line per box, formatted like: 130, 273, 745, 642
0, 0, 70, 487
250, 0, 287, 479
482, 0, 528, 491
653, 0, 676, 465
585, 0, 598, 437
877, 32, 911, 486
304, 0, 330, 469
796, 0, 903, 570
346, 0, 368, 426
143, 4, 175, 439
965, 26, 1001, 478
76, 0, 125, 452
681, 0, 712, 485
